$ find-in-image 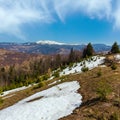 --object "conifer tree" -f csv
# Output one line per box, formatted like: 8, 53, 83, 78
111, 42, 119, 53
69, 48, 75, 63
83, 43, 94, 58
